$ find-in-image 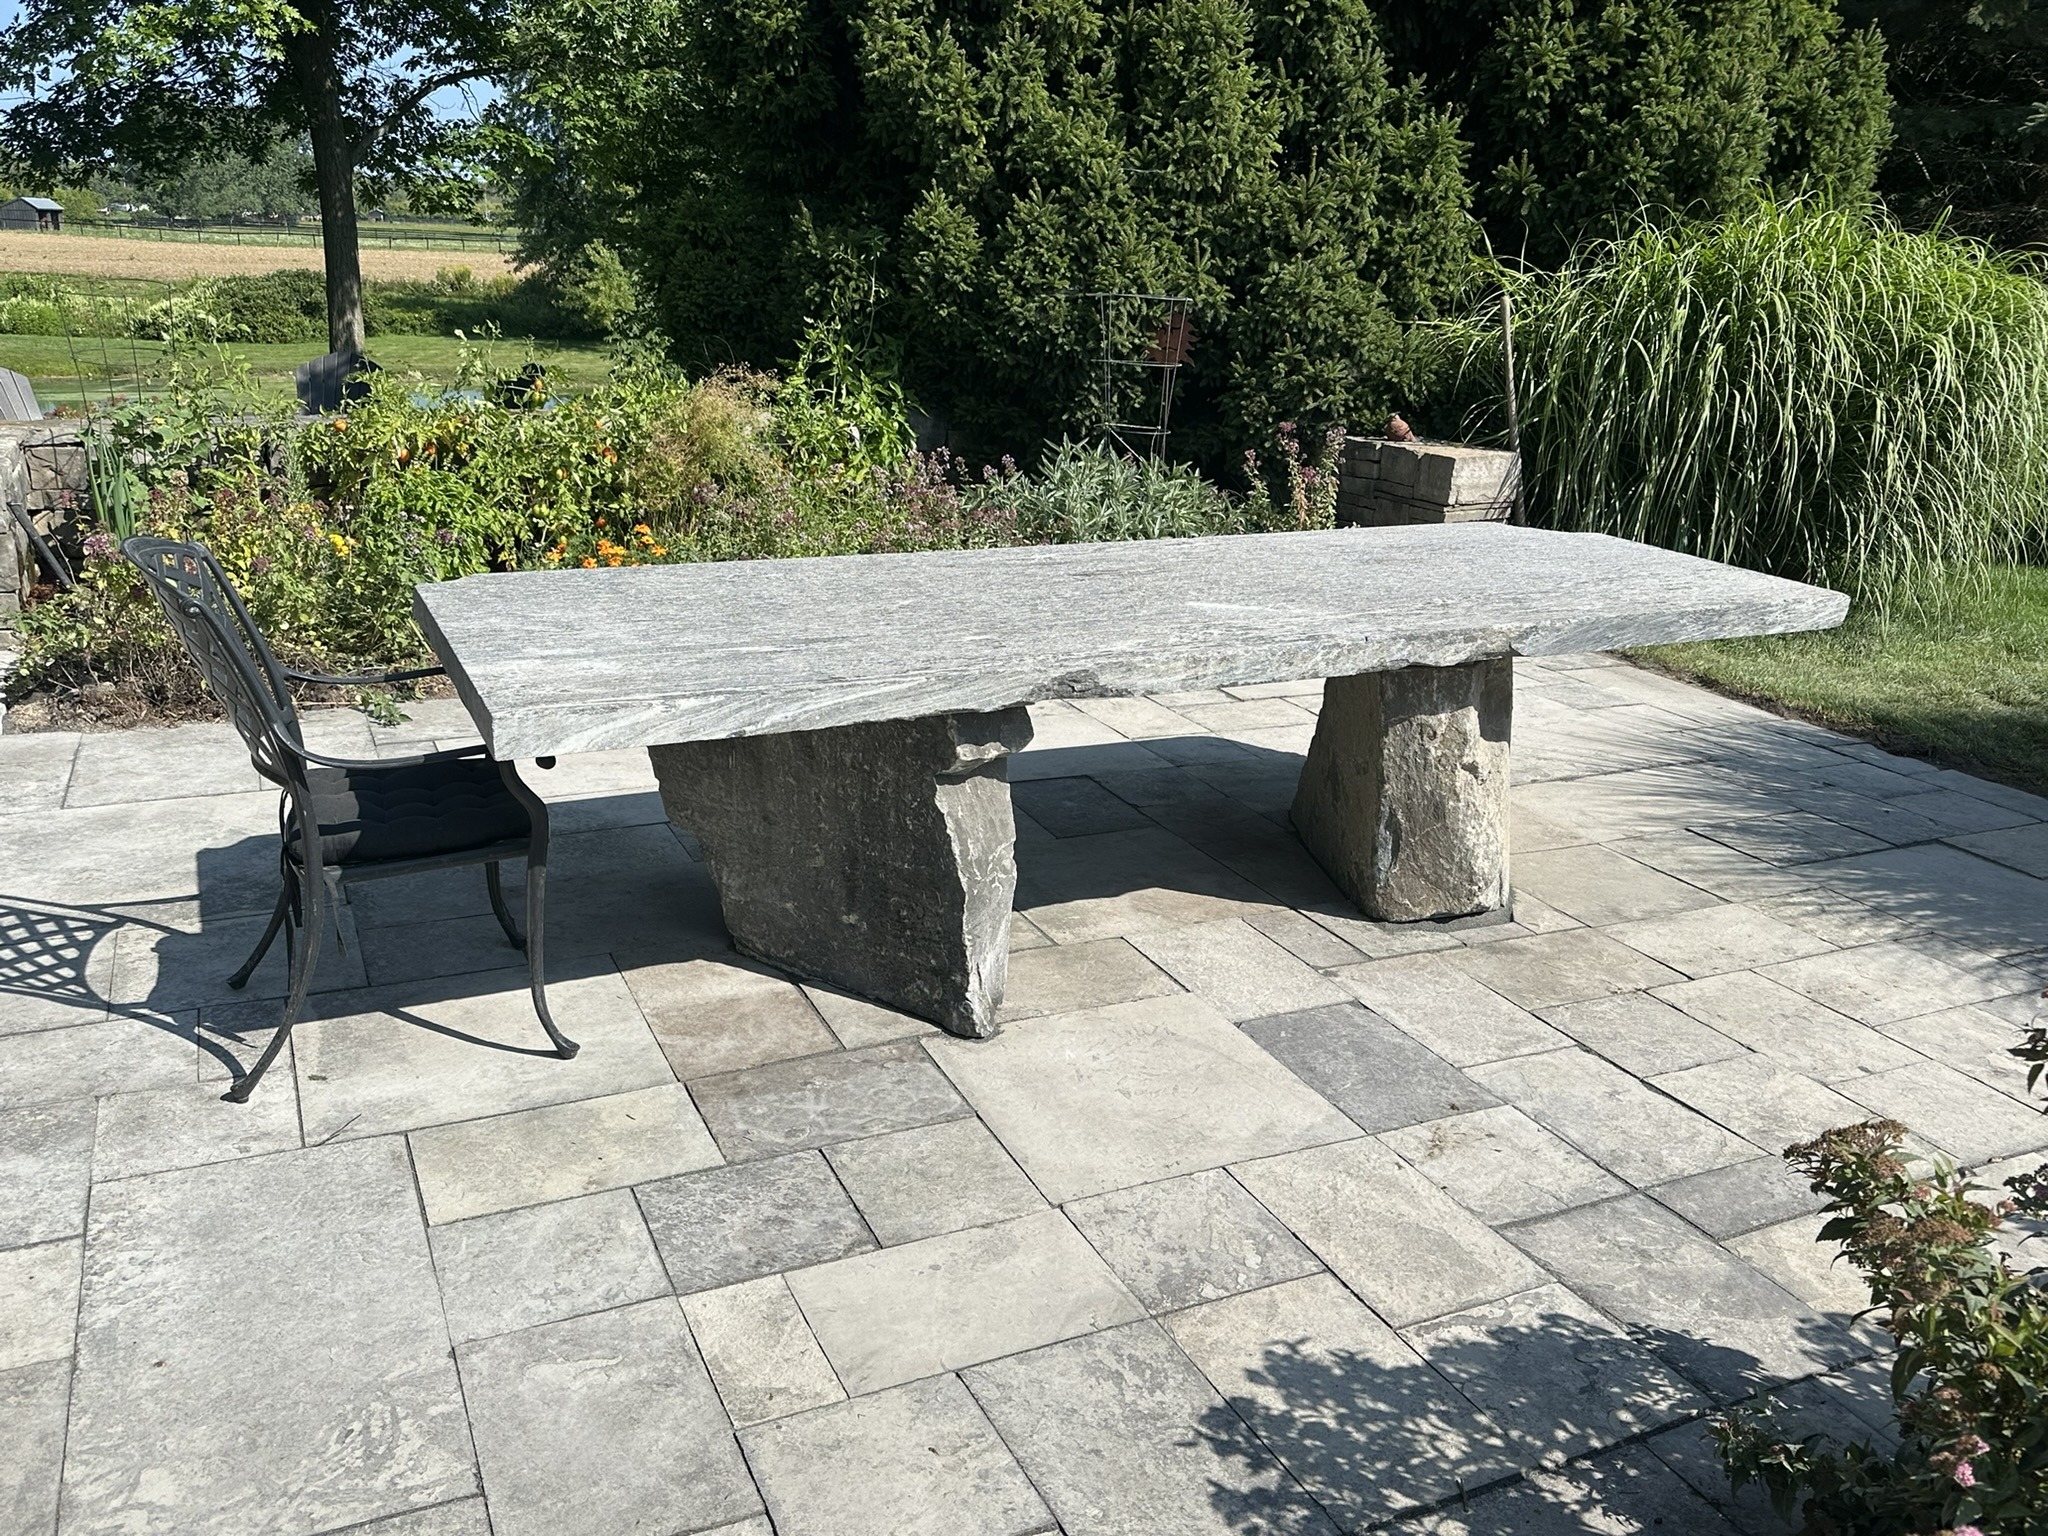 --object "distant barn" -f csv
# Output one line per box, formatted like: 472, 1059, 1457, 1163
0, 197, 63, 231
